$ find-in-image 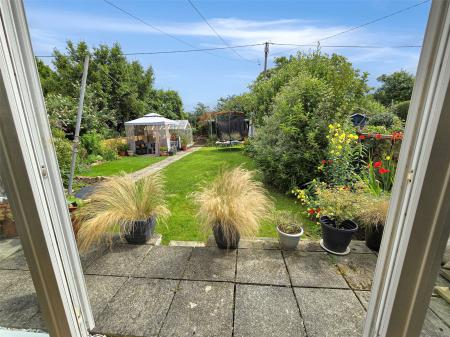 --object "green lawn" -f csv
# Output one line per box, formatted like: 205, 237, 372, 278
81, 155, 166, 177
157, 147, 320, 244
